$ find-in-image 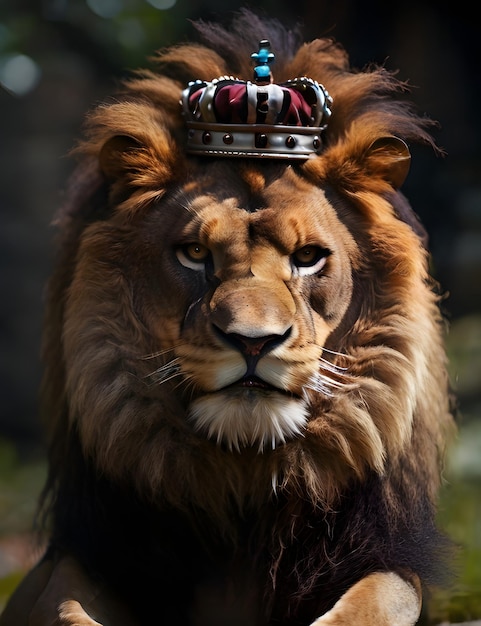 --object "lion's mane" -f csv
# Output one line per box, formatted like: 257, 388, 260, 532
38, 10, 454, 623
